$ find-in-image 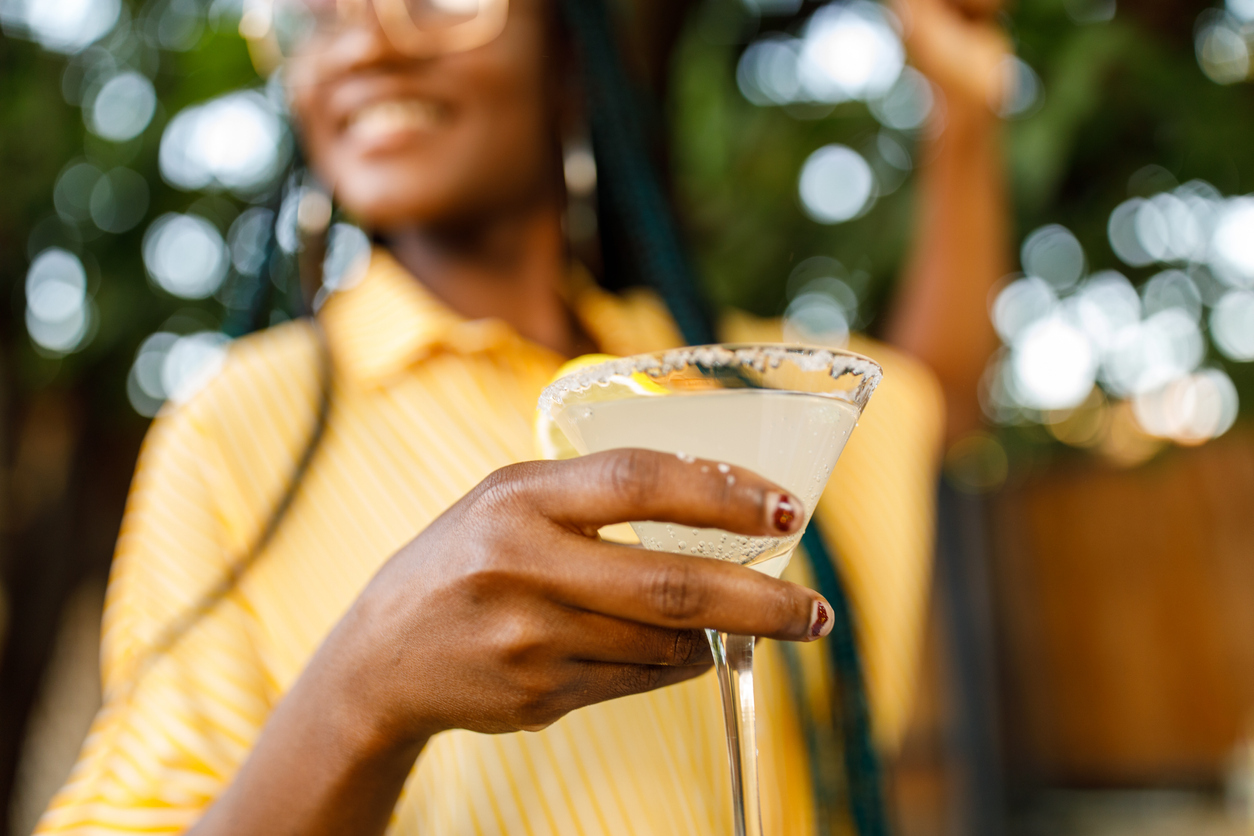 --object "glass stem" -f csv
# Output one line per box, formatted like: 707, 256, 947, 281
707, 629, 763, 836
